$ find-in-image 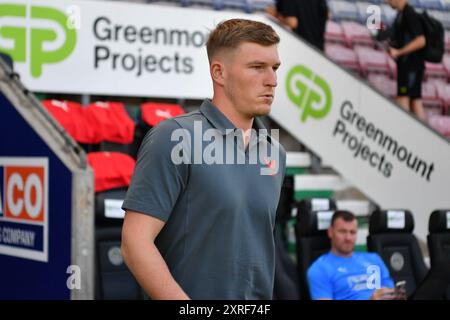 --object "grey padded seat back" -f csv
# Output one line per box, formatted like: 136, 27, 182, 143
368, 209, 428, 297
